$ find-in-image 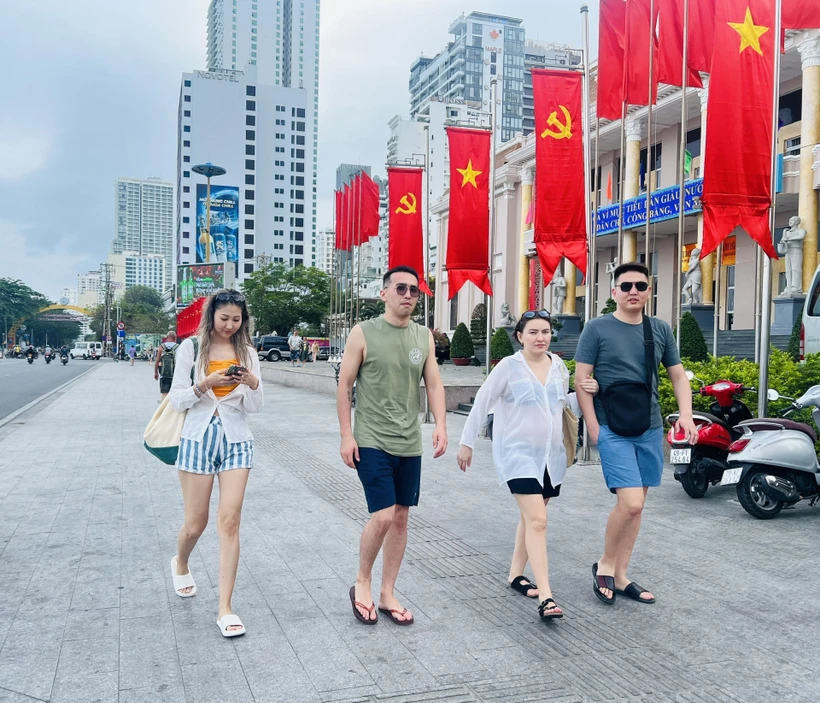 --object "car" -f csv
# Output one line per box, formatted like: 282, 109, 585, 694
70, 341, 103, 359
802, 265, 820, 360
257, 335, 292, 362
